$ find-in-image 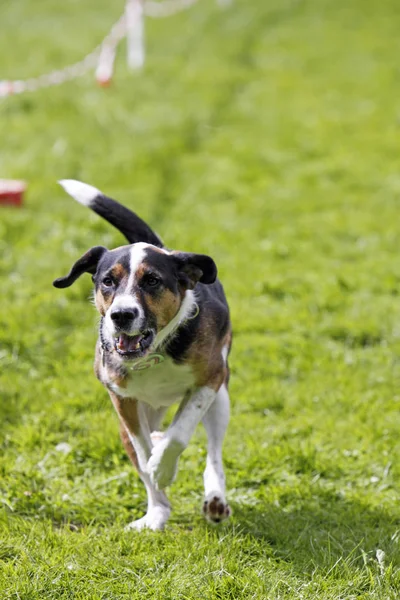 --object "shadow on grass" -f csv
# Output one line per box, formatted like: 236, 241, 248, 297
231, 489, 400, 574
